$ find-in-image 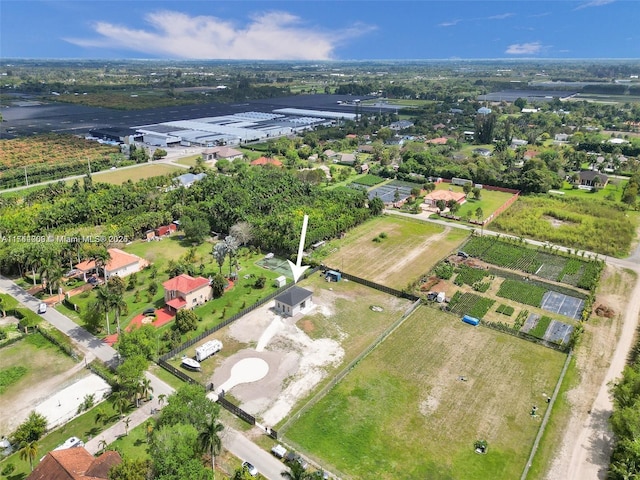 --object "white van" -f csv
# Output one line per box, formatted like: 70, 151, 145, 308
37, 303, 47, 314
